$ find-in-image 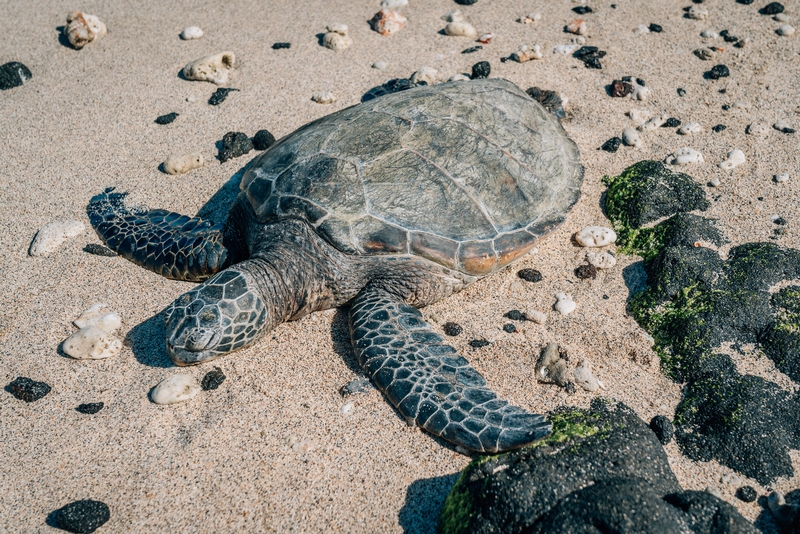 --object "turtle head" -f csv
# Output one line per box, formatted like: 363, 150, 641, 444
164, 267, 268, 365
